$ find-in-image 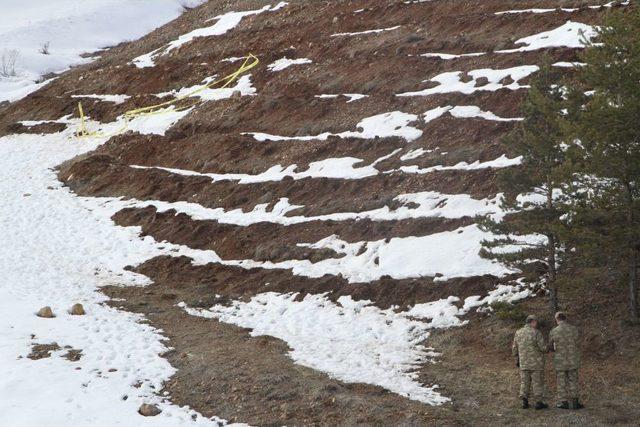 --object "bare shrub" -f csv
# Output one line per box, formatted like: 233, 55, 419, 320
0, 49, 19, 77
39, 41, 51, 55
